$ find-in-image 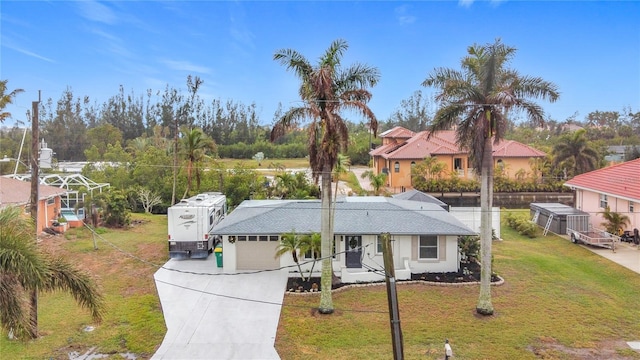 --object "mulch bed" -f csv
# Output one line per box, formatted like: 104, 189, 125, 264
286, 261, 500, 293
